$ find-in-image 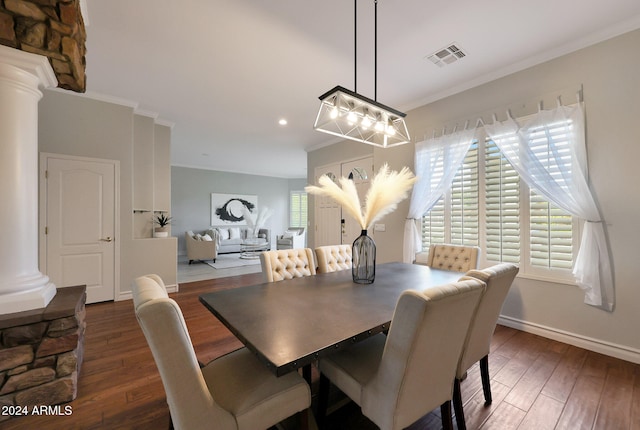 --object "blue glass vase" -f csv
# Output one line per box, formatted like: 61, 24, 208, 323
352, 230, 376, 284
